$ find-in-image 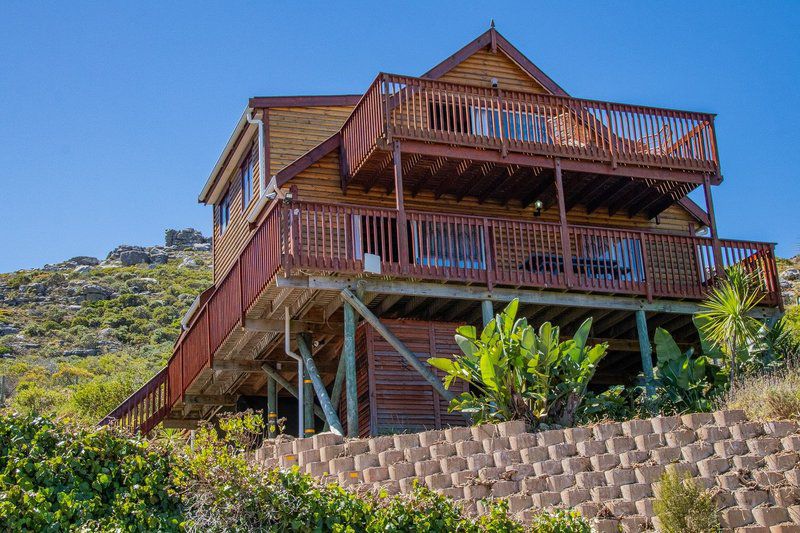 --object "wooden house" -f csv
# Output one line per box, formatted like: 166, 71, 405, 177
102, 27, 782, 437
